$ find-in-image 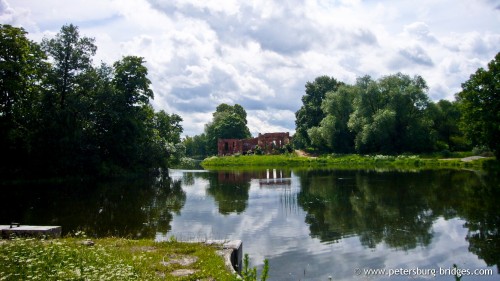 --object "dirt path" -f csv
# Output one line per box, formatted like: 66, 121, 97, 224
460, 156, 486, 162
295, 150, 317, 158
